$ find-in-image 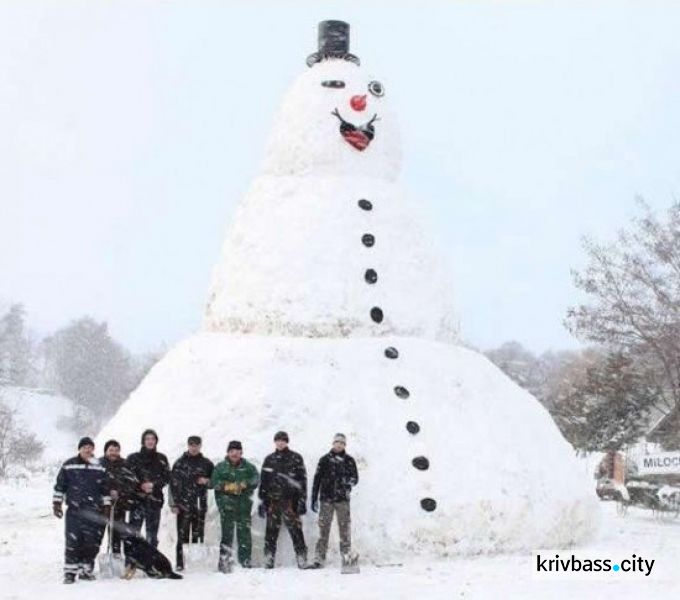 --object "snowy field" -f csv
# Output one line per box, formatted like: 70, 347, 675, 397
1, 475, 678, 599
